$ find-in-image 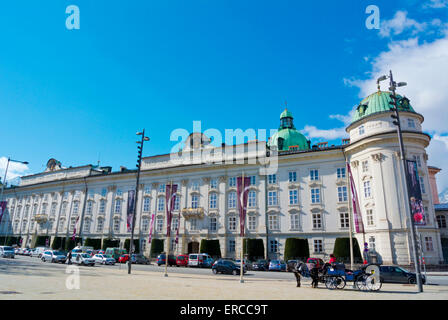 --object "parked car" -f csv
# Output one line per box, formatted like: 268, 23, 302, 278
212, 259, 246, 275
252, 259, 269, 271
72, 253, 95, 266
156, 254, 177, 266
105, 248, 127, 260
0, 246, 15, 259
41, 250, 67, 263
176, 254, 189, 267
118, 254, 130, 263
235, 259, 249, 271
31, 247, 48, 258
379, 266, 426, 284
92, 254, 116, 265
23, 248, 33, 256
131, 254, 150, 265
188, 253, 213, 268
286, 260, 300, 272
269, 260, 286, 271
